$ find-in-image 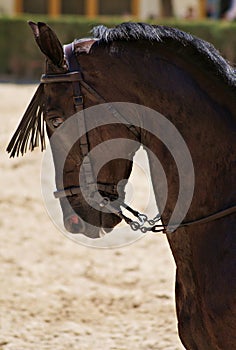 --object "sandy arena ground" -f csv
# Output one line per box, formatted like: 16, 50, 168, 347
0, 84, 185, 350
